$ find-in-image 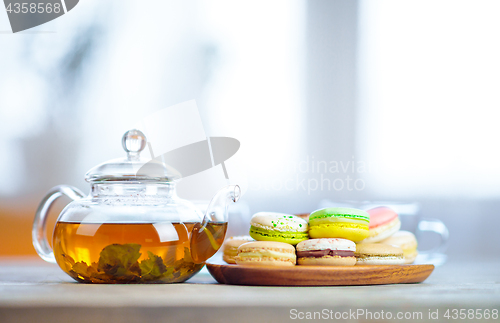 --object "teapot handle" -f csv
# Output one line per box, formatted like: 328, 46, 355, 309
32, 185, 85, 264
